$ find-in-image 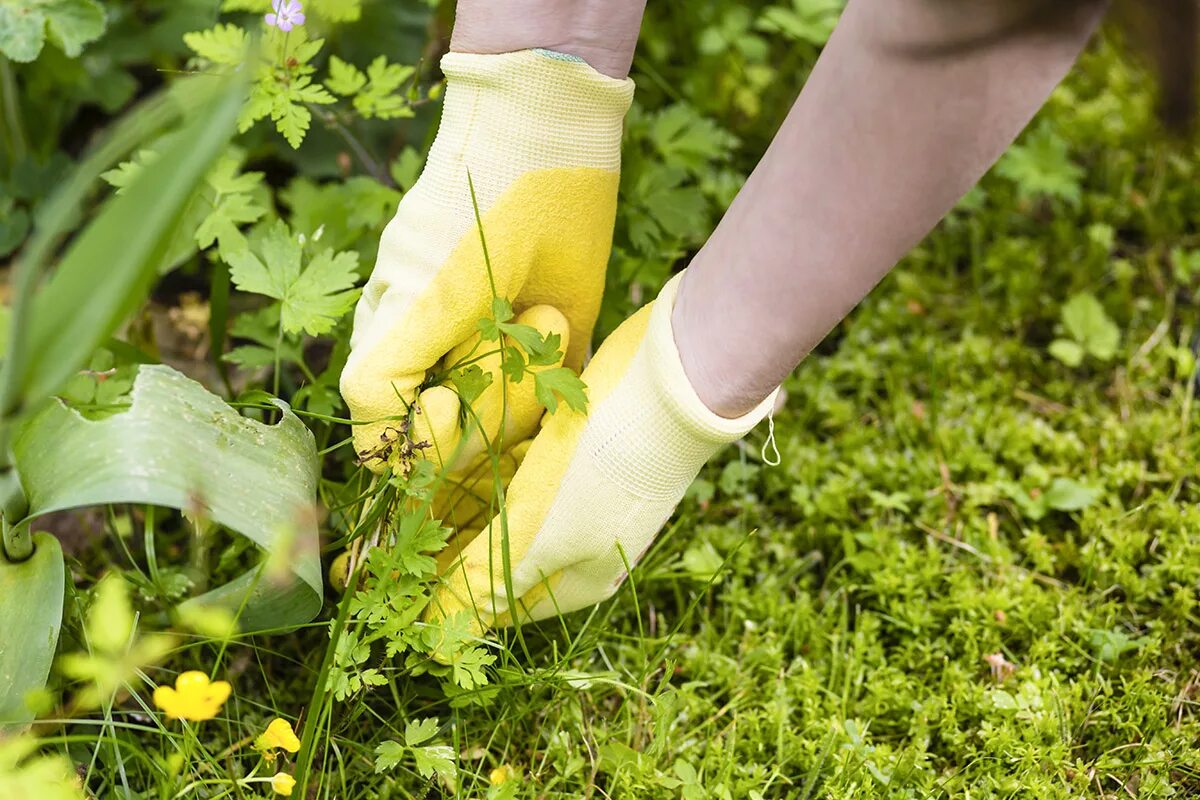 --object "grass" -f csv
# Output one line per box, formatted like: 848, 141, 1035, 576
6, 25, 1200, 800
